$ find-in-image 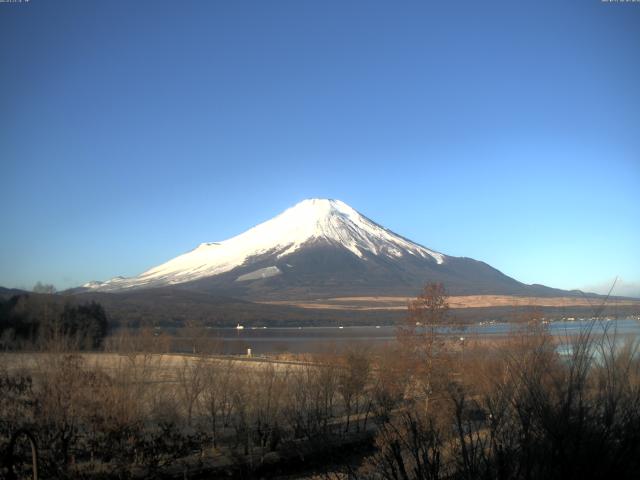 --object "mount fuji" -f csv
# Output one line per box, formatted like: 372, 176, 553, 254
82, 199, 566, 299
